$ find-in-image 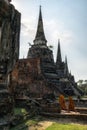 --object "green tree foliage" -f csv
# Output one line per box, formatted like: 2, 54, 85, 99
77, 80, 87, 95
